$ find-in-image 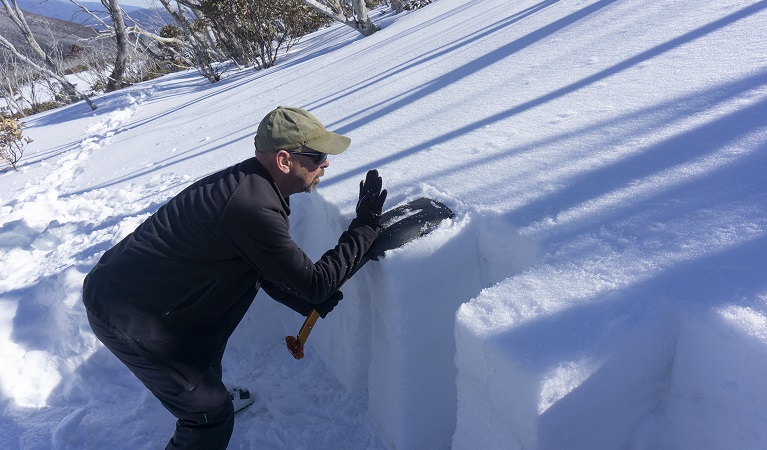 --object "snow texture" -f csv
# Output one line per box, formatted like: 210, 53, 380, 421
1, 0, 766, 448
